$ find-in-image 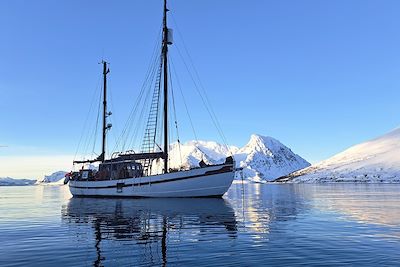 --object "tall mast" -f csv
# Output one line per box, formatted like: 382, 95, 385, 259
162, 0, 169, 173
101, 61, 109, 162
73, 61, 110, 165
